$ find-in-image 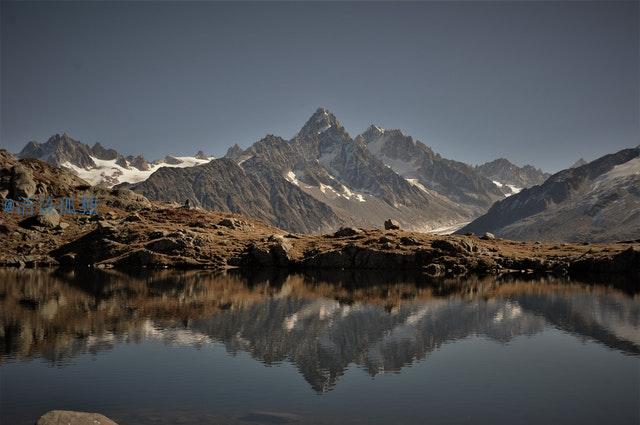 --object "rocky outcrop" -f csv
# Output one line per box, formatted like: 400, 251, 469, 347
163, 155, 183, 165
127, 155, 150, 171
1, 149, 89, 199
